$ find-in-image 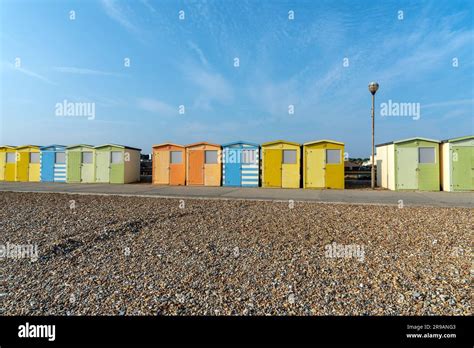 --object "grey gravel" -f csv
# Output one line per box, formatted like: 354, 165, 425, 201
0, 191, 471, 316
